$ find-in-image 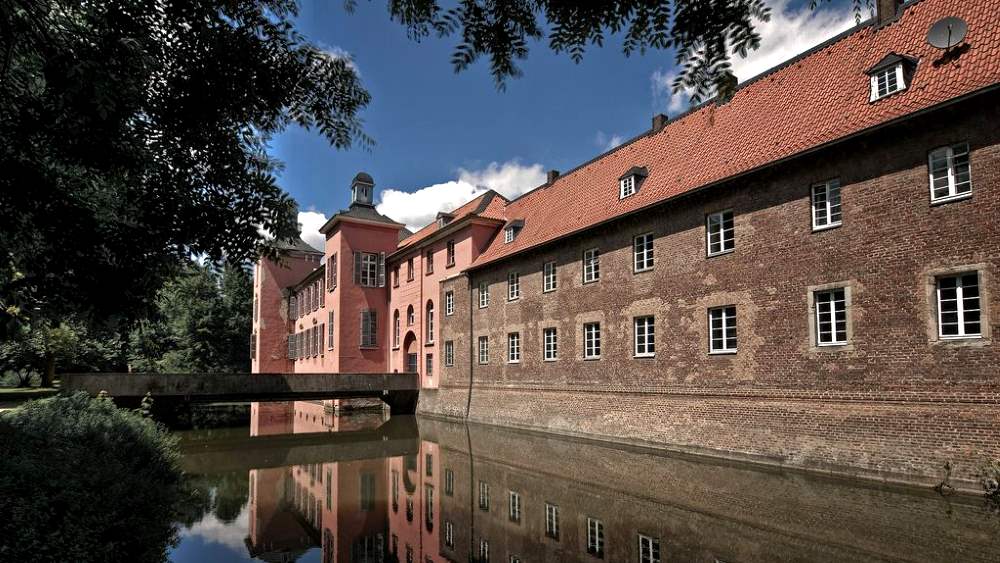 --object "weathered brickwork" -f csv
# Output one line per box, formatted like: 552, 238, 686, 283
424, 93, 1000, 487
